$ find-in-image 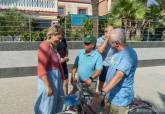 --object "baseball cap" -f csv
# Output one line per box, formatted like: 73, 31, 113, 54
83, 35, 96, 44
